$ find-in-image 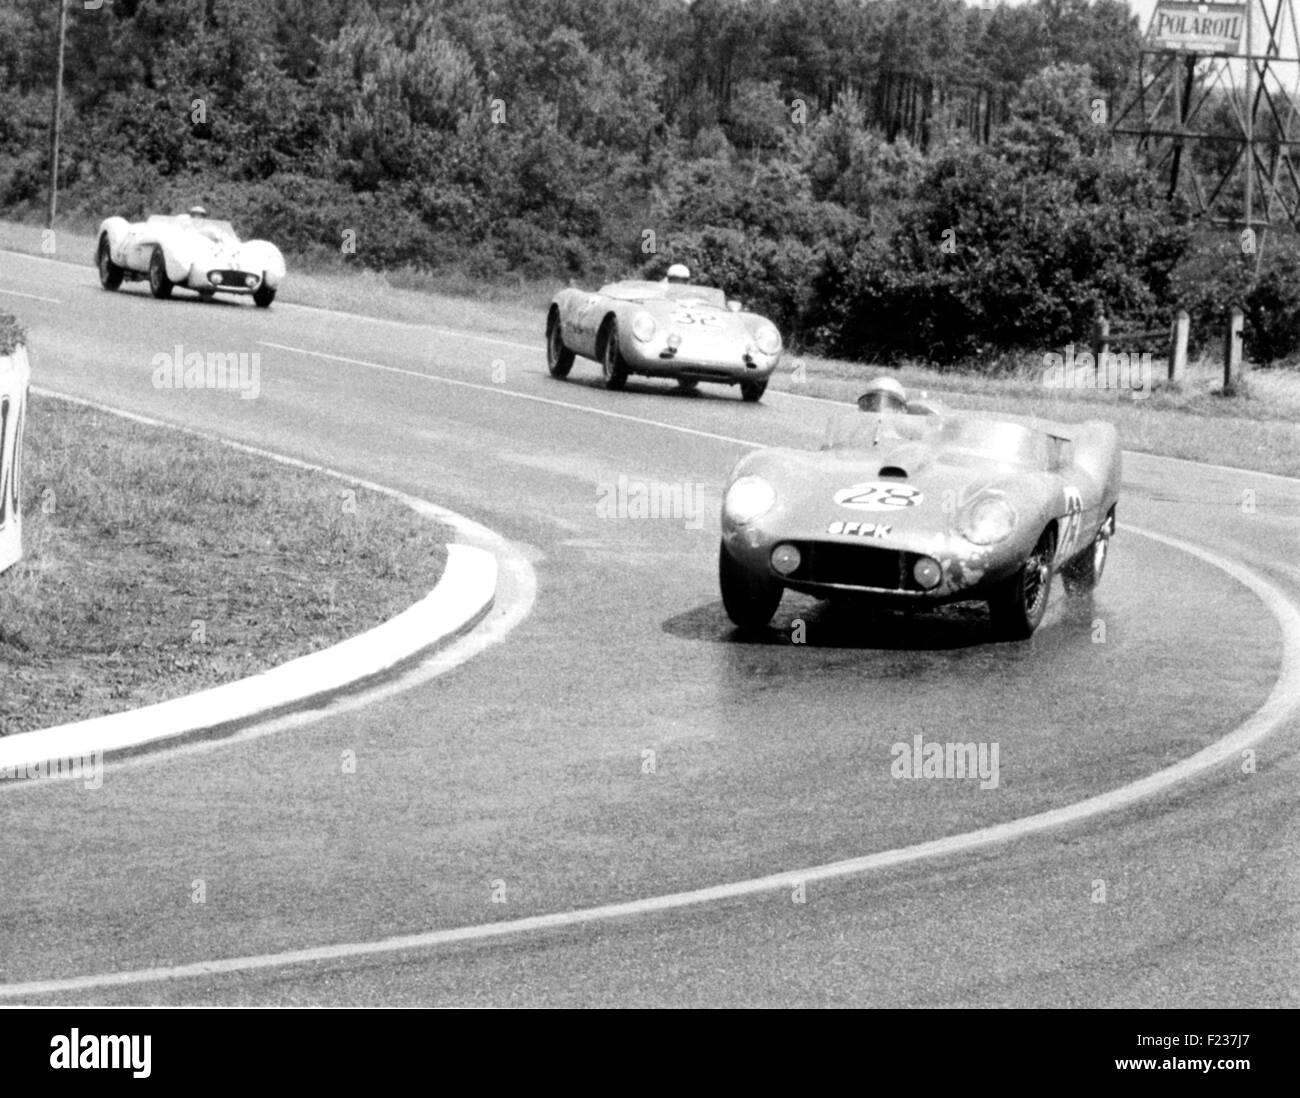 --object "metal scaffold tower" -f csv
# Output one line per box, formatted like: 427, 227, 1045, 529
1112, 0, 1300, 242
